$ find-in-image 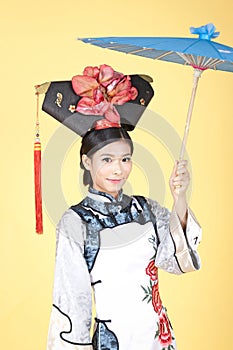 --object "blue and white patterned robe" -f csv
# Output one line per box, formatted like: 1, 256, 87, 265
46, 188, 202, 350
